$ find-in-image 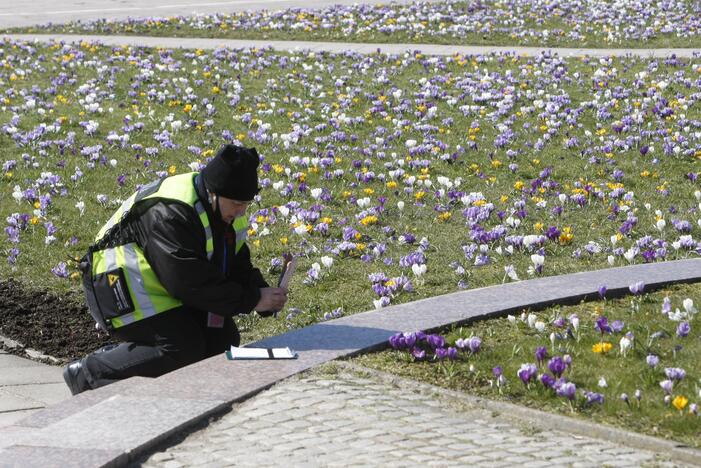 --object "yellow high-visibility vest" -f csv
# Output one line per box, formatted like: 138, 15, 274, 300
89, 172, 248, 329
